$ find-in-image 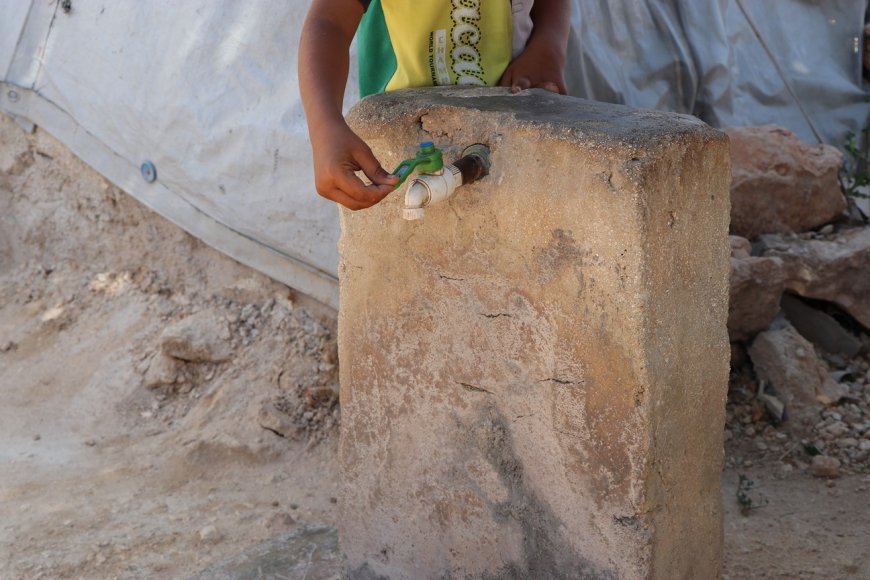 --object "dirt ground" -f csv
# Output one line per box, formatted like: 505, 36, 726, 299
1, 114, 868, 579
